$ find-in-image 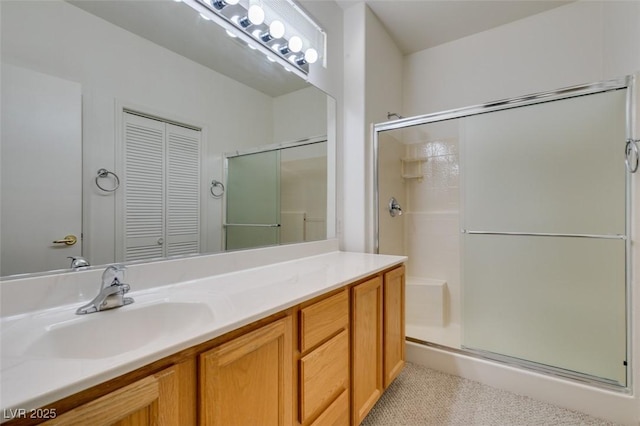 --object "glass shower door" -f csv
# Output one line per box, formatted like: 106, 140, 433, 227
225, 150, 280, 250
460, 88, 628, 385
